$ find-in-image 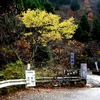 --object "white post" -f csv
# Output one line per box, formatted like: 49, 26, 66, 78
95, 62, 99, 72
27, 63, 30, 70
